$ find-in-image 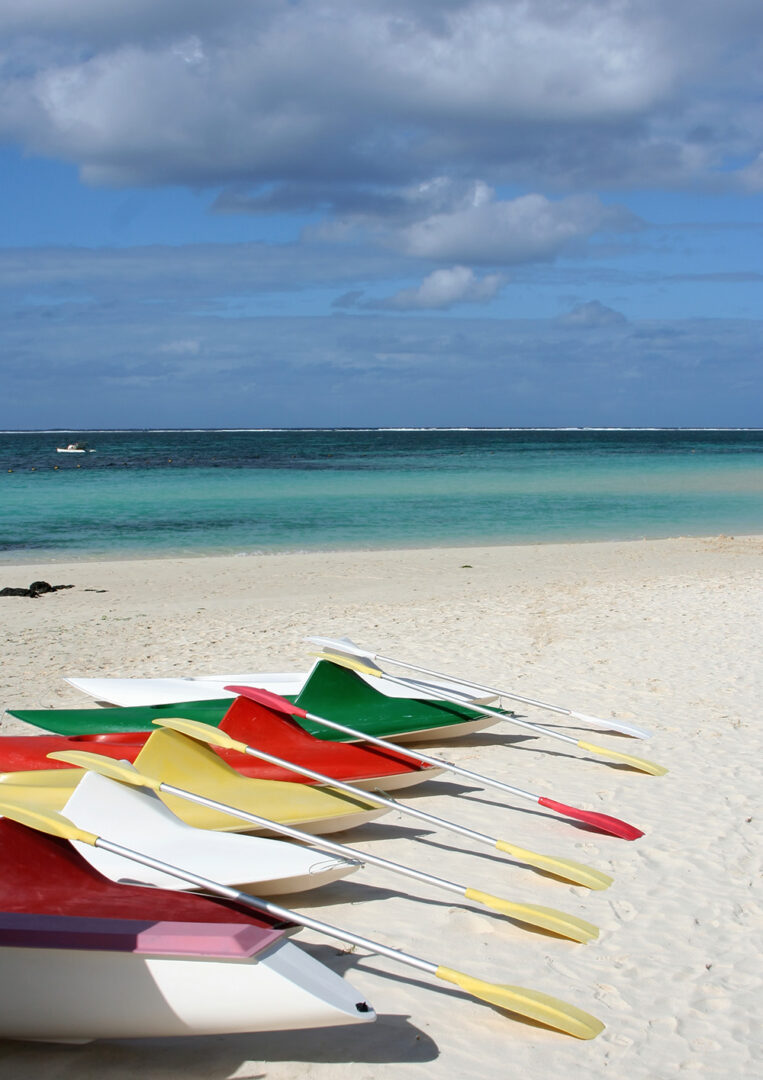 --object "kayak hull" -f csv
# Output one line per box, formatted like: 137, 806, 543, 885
0, 694, 445, 792
0, 930, 374, 1042
0, 728, 389, 836
61, 770, 360, 896
0, 818, 375, 1041
9, 661, 499, 744
64, 668, 449, 707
